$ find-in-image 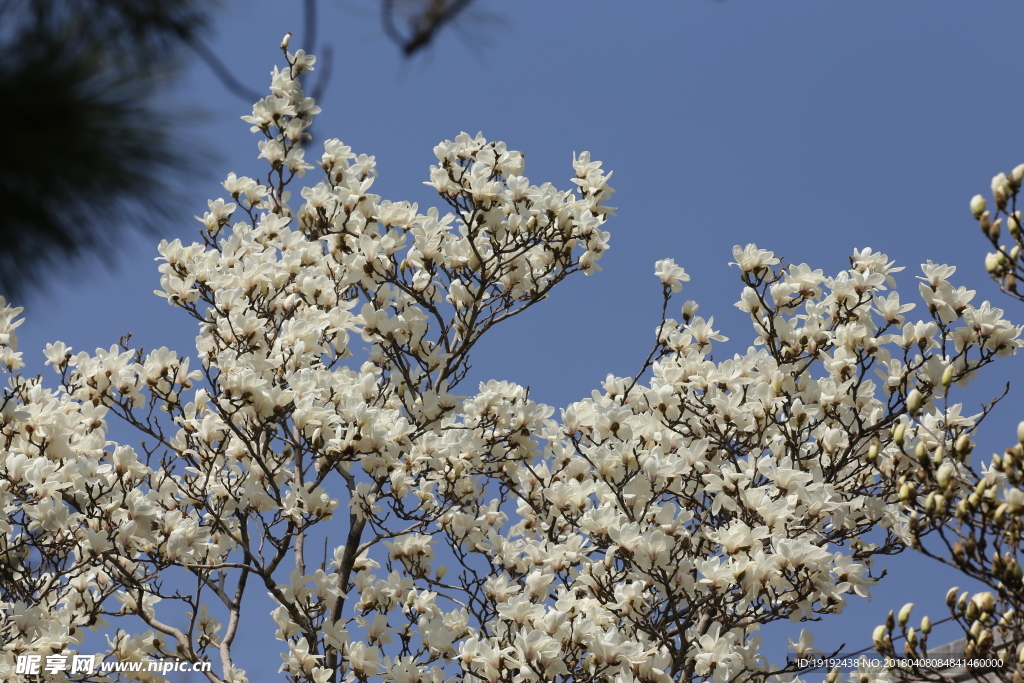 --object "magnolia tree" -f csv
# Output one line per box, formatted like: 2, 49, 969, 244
1, 40, 1022, 683
869, 173, 1024, 683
